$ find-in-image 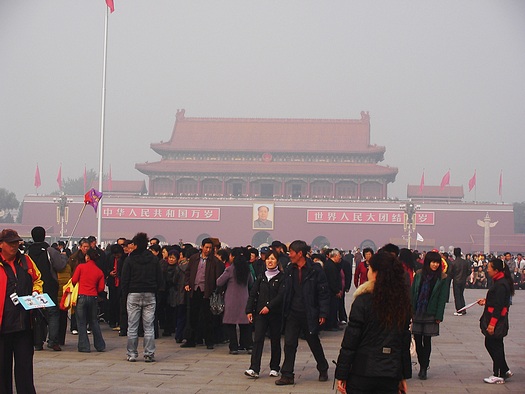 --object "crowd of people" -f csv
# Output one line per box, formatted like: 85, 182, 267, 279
0, 226, 519, 392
